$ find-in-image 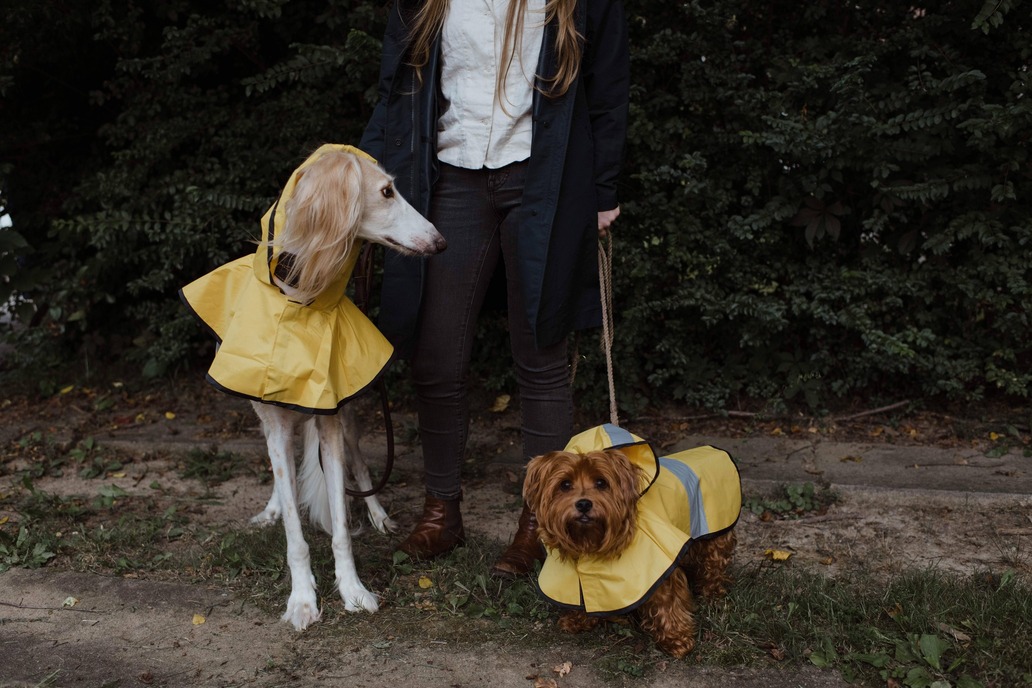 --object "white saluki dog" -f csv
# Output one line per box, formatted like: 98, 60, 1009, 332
182, 146, 444, 631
